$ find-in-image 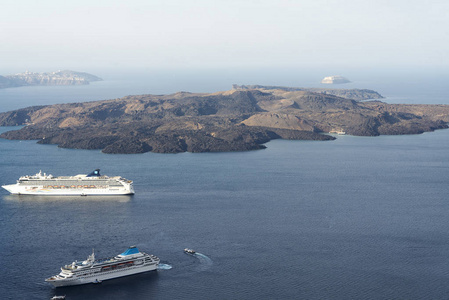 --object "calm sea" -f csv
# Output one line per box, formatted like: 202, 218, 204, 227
0, 69, 448, 299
